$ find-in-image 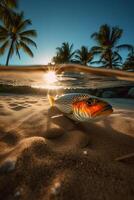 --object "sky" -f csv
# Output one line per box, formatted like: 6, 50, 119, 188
1, 0, 134, 65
